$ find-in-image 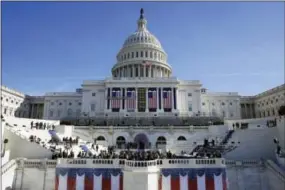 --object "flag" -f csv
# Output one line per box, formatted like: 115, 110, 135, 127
142, 60, 151, 67
163, 90, 172, 109
111, 91, 121, 109
126, 90, 136, 111
148, 90, 157, 109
